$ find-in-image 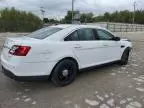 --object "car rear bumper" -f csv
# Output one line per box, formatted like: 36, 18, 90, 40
1, 54, 57, 79
1, 66, 50, 81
